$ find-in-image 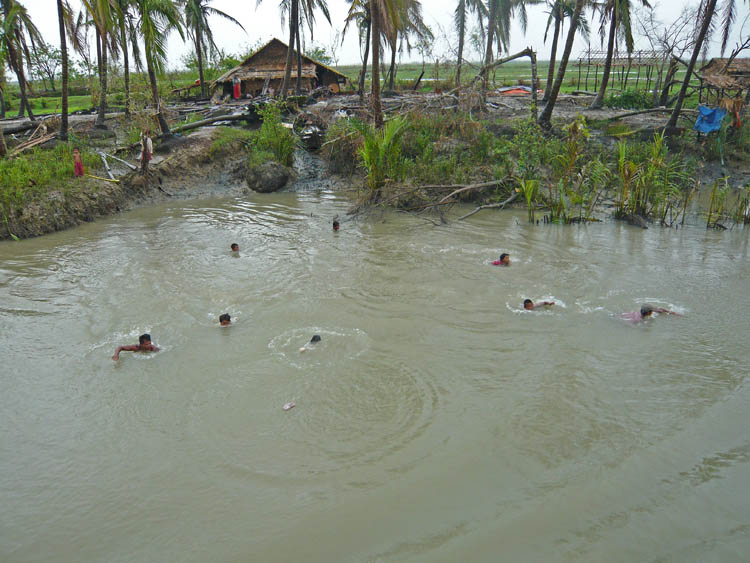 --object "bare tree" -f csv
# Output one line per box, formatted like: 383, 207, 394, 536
635, 3, 697, 106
